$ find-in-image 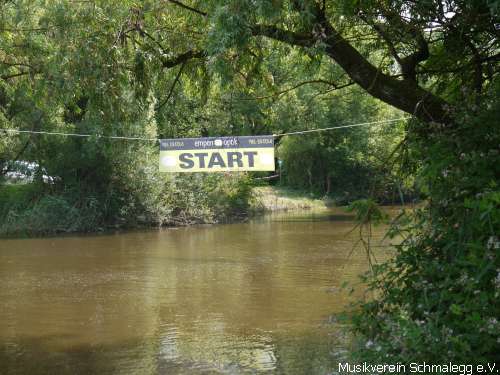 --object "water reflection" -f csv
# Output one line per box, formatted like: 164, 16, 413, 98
0, 208, 397, 374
